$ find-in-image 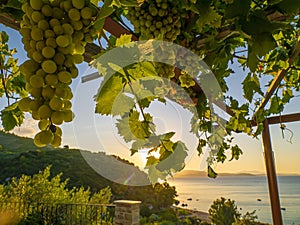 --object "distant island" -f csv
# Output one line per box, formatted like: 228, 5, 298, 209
172, 170, 260, 178
171, 169, 300, 178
